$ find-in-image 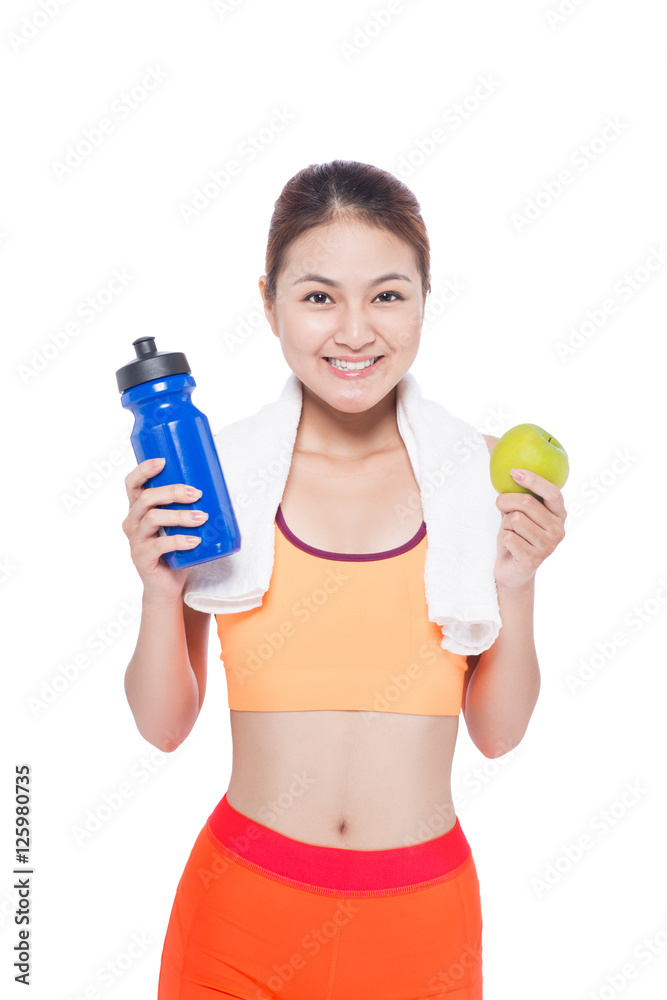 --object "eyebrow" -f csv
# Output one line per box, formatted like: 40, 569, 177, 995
291, 271, 413, 288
